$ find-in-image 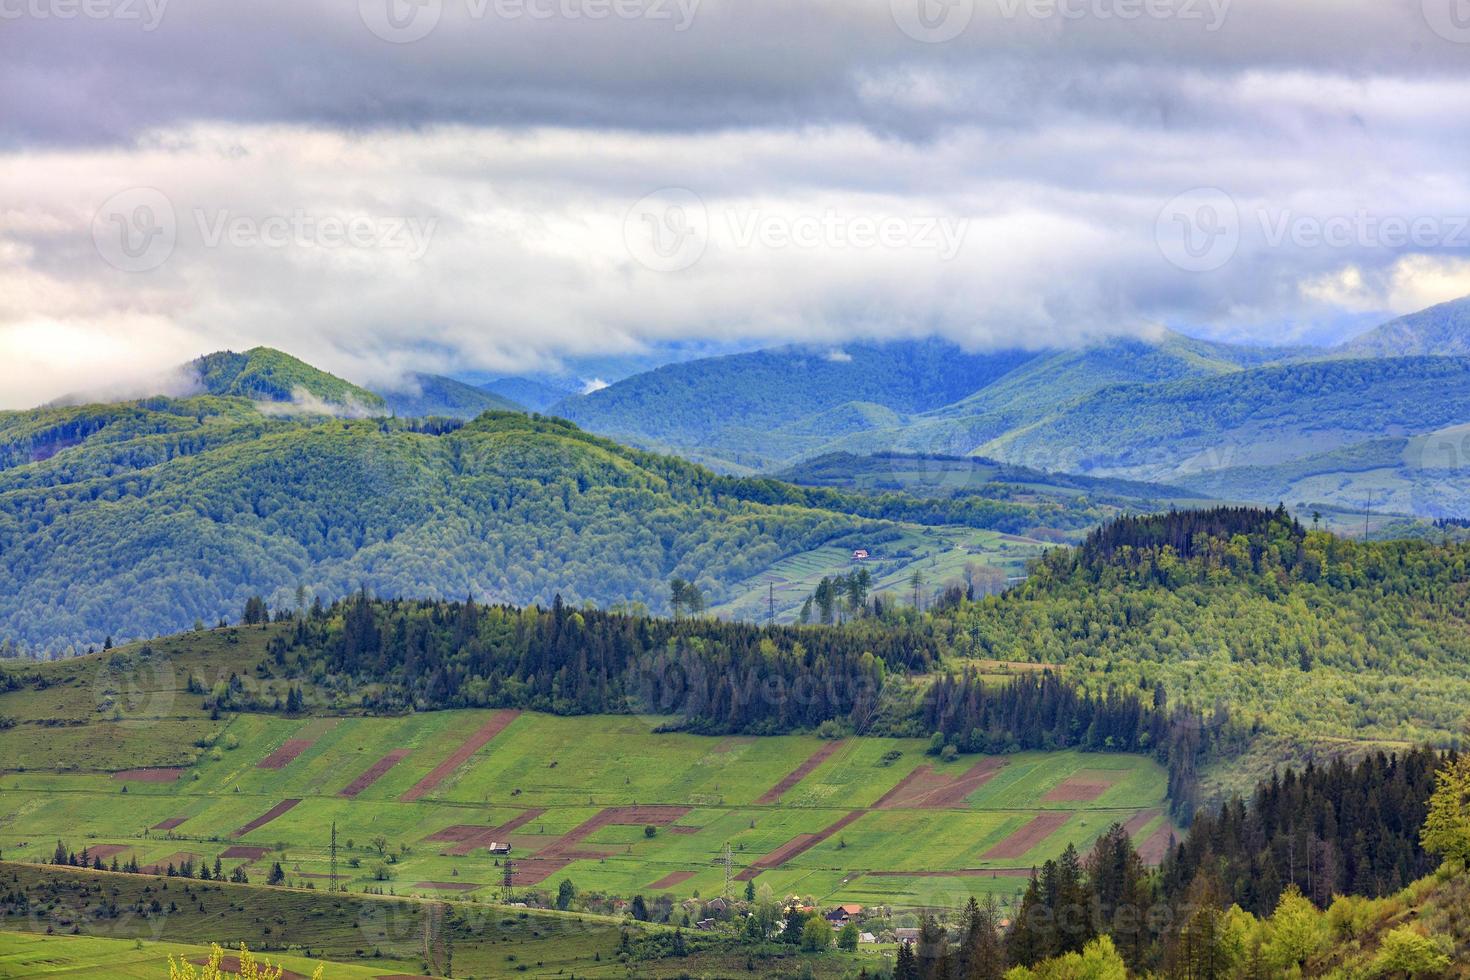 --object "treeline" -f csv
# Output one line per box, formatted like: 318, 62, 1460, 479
1079, 506, 1305, 567
1159, 748, 1450, 916
47, 841, 251, 884
244, 593, 1223, 813
902, 748, 1461, 979
262, 592, 930, 734
915, 672, 1239, 817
